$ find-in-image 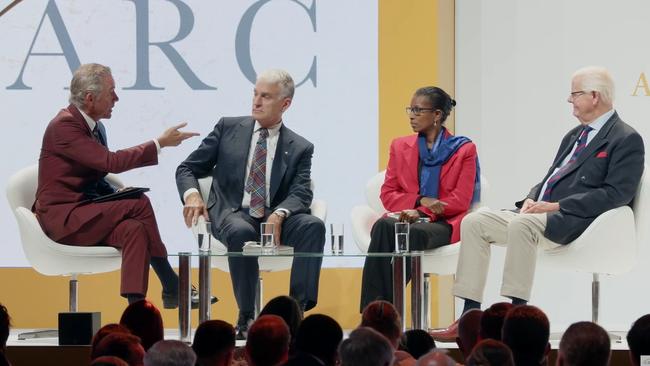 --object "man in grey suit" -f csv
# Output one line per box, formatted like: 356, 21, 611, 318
176, 69, 325, 339
431, 66, 645, 341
